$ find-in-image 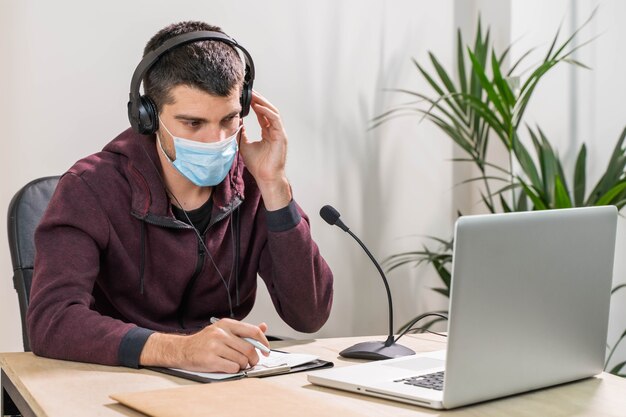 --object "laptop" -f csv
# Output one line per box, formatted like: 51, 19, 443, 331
308, 206, 617, 409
